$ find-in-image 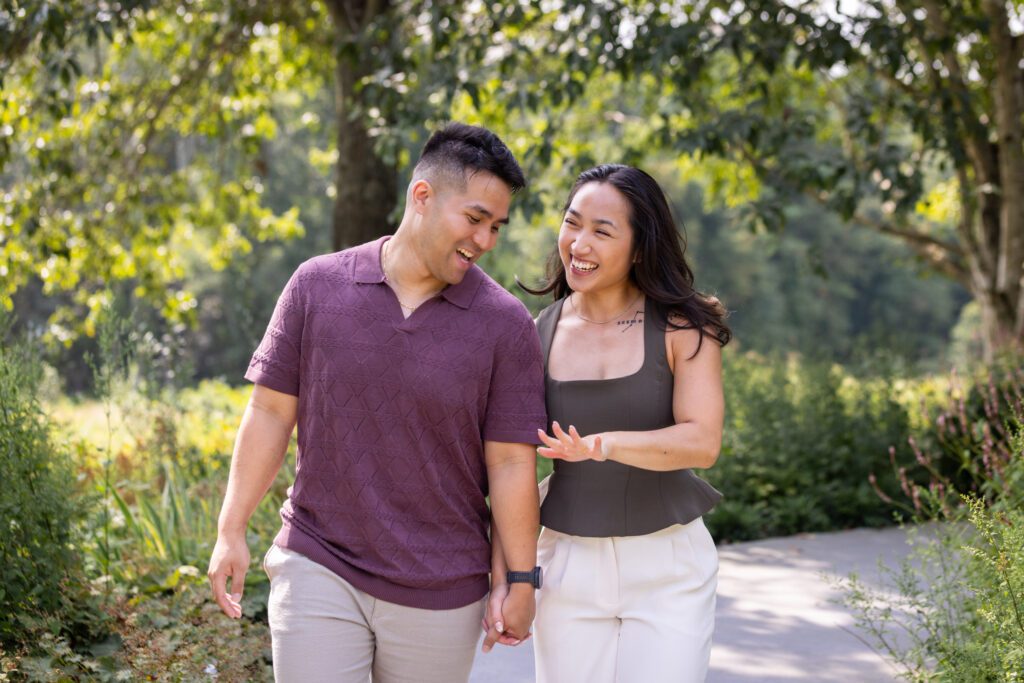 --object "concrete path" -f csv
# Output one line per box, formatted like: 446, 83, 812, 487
470, 526, 914, 682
